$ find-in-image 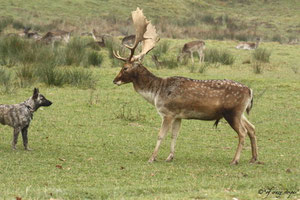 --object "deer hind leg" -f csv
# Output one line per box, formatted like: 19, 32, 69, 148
166, 119, 182, 162
224, 113, 247, 165
148, 116, 173, 163
198, 50, 203, 63
242, 115, 258, 163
